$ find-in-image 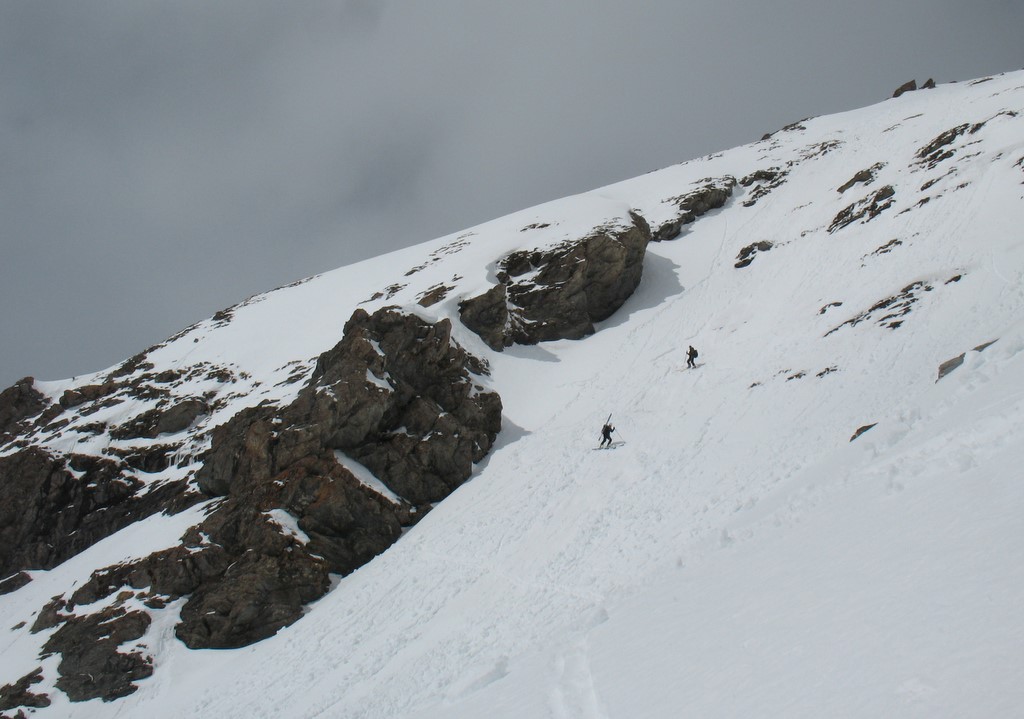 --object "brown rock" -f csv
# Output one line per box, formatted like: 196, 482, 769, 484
41, 608, 152, 702
459, 212, 651, 350
0, 378, 46, 441
0, 668, 50, 712
892, 79, 917, 98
